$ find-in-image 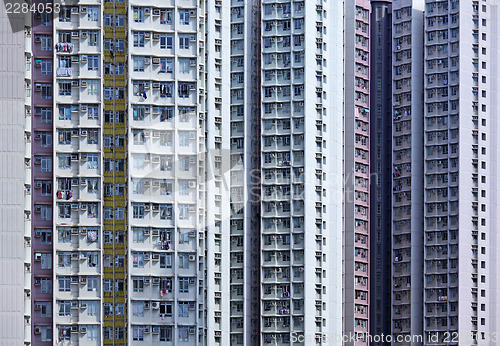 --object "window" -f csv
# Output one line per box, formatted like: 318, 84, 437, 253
87, 153, 99, 169
160, 34, 173, 49
134, 56, 145, 72
132, 301, 144, 317
41, 253, 52, 269
160, 204, 173, 220
116, 39, 125, 51
41, 60, 52, 75
39, 35, 52, 50
133, 203, 145, 219
58, 301, 71, 316
39, 326, 52, 342
88, 105, 99, 119
86, 325, 98, 341
39, 205, 52, 220
58, 276, 71, 292
87, 129, 99, 144
59, 82, 71, 96
133, 229, 145, 243
88, 55, 99, 70
36, 228, 52, 245
104, 14, 112, 26
133, 32, 145, 47
178, 254, 189, 269
160, 253, 172, 268
133, 253, 145, 267
87, 80, 99, 96
179, 277, 189, 292
40, 277, 52, 293
178, 302, 189, 317
40, 84, 52, 99
39, 302, 51, 317
179, 35, 190, 49
59, 7, 71, 22
178, 204, 189, 220
178, 327, 190, 342
58, 228, 71, 242
40, 156, 52, 172
40, 132, 52, 147
133, 277, 144, 292
38, 180, 52, 196
160, 9, 173, 24
159, 58, 173, 73
39, 107, 52, 123
59, 106, 71, 120
87, 6, 99, 21
179, 58, 190, 73
87, 276, 98, 291
88, 31, 99, 46
86, 301, 98, 317
133, 7, 144, 22
133, 326, 144, 341
115, 15, 125, 27
179, 10, 190, 25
